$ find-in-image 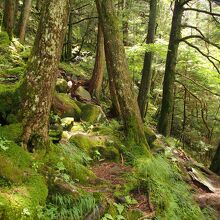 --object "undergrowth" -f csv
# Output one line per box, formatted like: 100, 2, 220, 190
42, 193, 97, 220
135, 155, 216, 220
